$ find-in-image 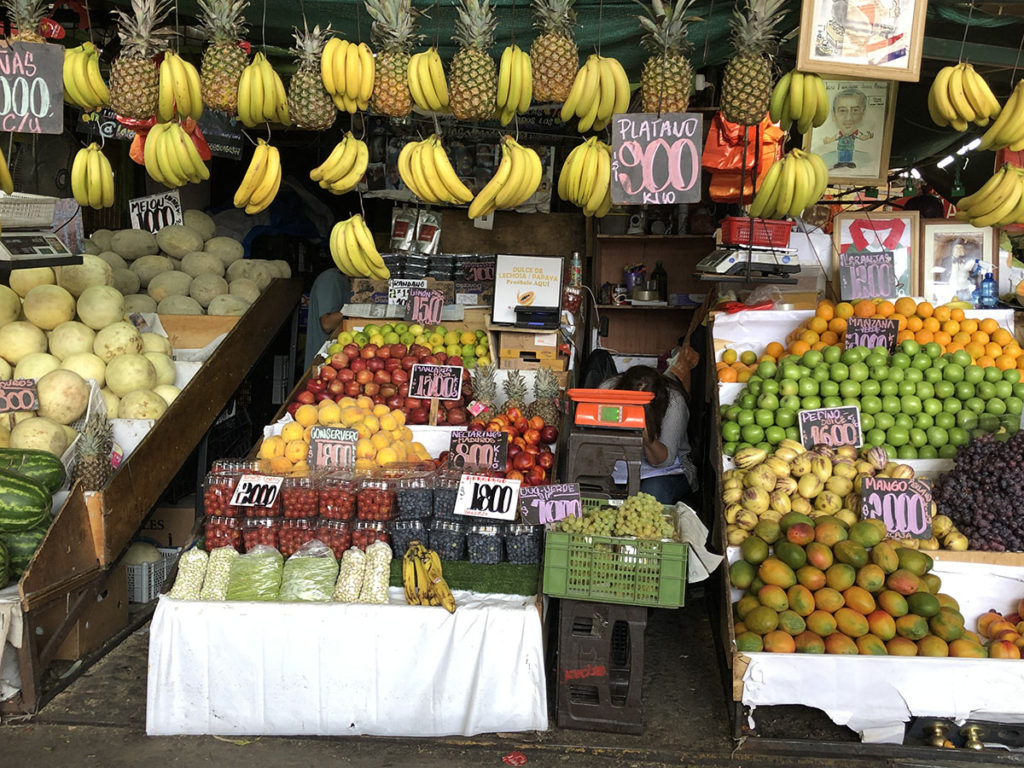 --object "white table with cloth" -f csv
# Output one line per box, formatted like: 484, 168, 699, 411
146, 588, 548, 736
